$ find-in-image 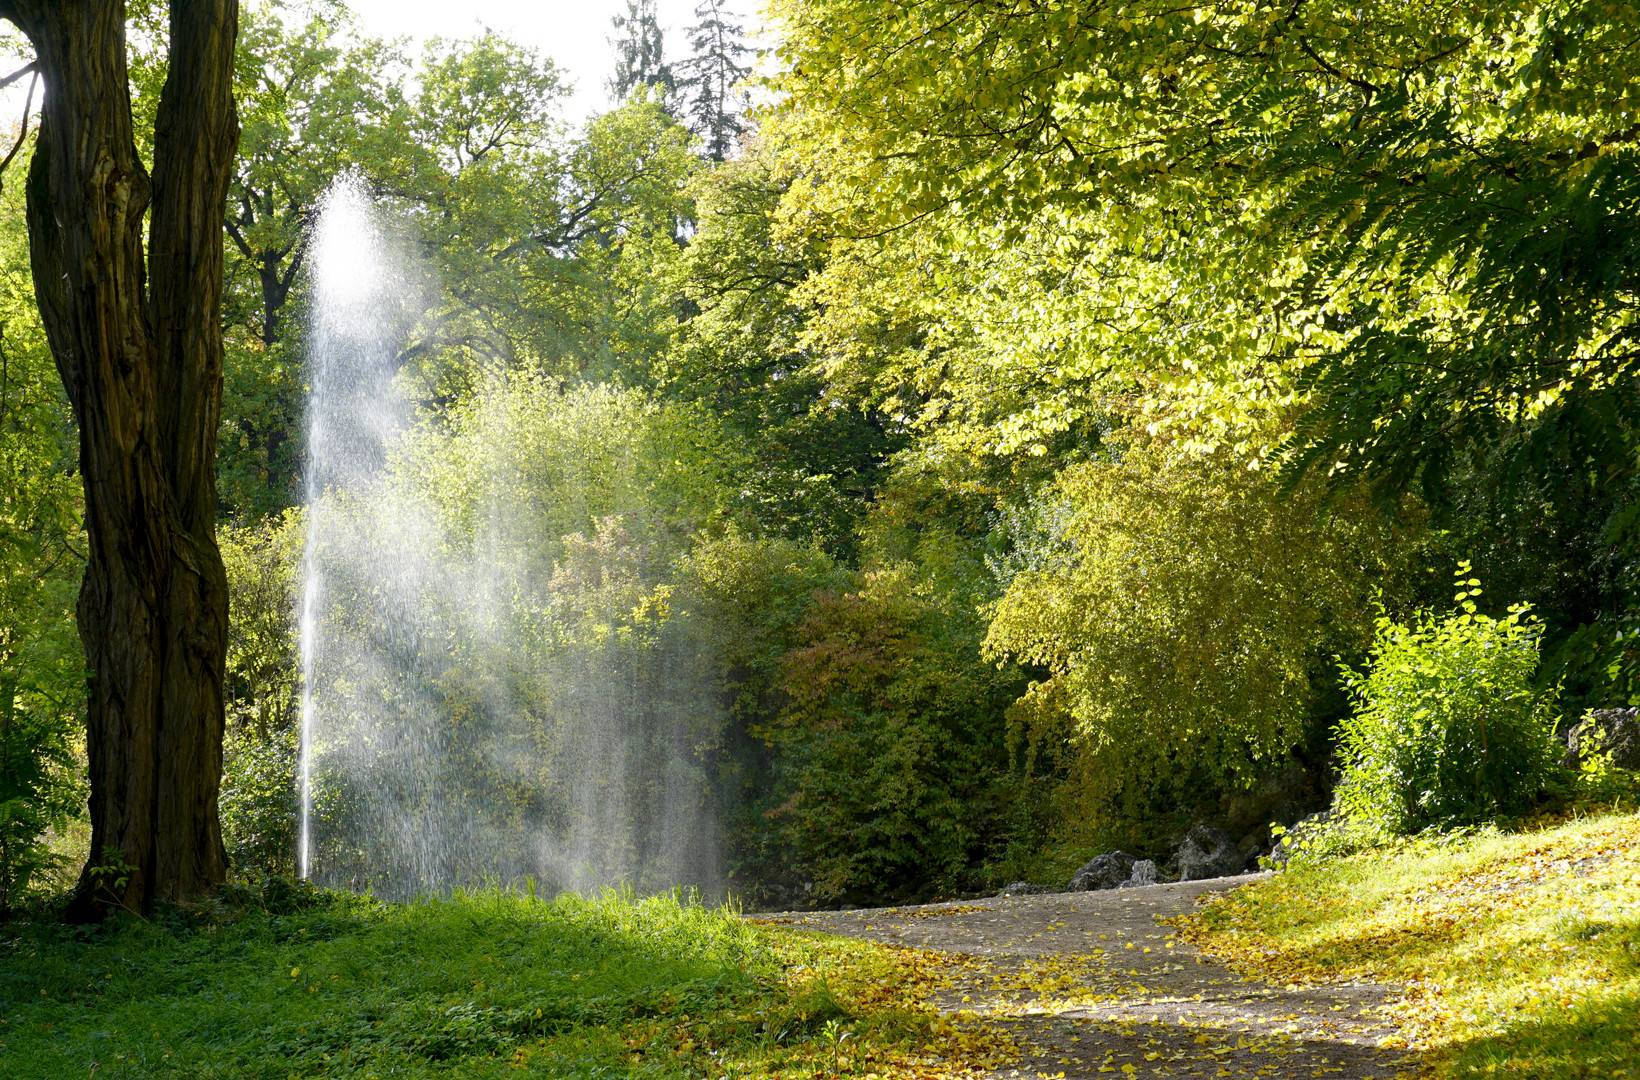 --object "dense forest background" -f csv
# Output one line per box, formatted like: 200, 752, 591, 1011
2, 0, 1637, 911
